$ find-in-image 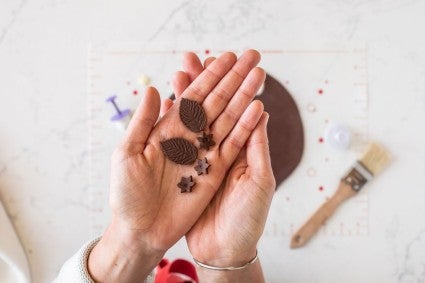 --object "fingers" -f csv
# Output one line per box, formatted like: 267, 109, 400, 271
211, 67, 266, 143
181, 52, 237, 102
172, 71, 190, 99
246, 113, 274, 186
160, 98, 174, 117
182, 52, 204, 82
201, 49, 261, 124
204, 57, 216, 68
174, 56, 216, 99
220, 100, 264, 165
173, 55, 214, 100
124, 87, 161, 149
